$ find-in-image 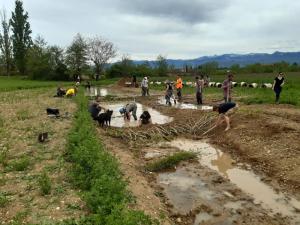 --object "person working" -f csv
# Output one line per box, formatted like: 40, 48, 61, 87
222, 73, 233, 103
65, 87, 77, 97
141, 77, 149, 96
176, 75, 183, 101
88, 96, 102, 120
195, 76, 204, 105
211, 102, 238, 132
139, 111, 152, 125
119, 102, 138, 120
132, 75, 137, 87
165, 81, 176, 106
272, 72, 285, 104
56, 86, 66, 97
